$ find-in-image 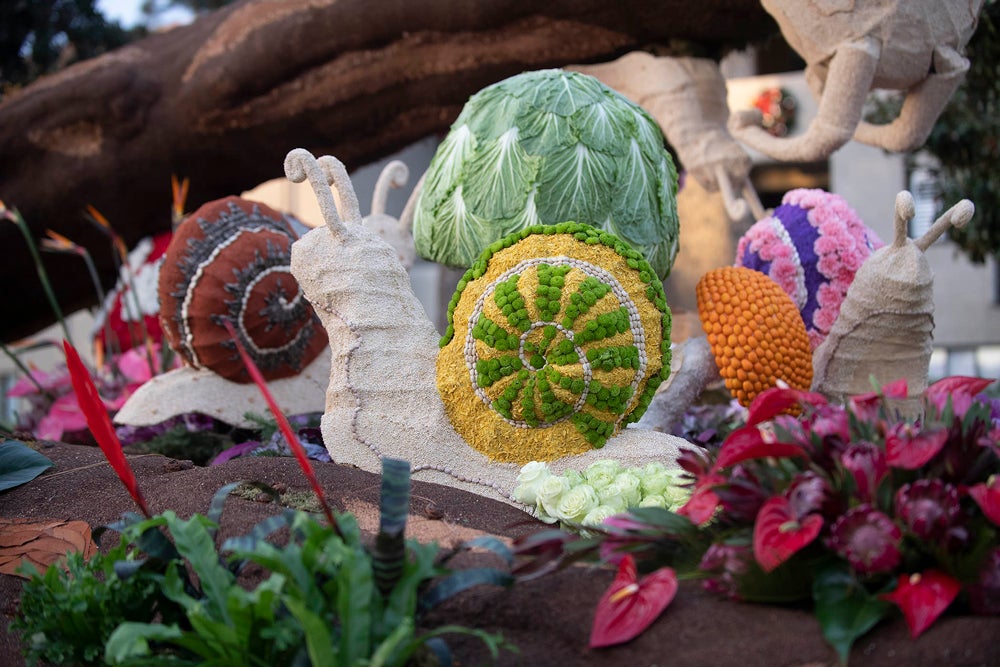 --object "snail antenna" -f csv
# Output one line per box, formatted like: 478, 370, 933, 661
892, 191, 916, 248
915, 199, 974, 252
317, 156, 362, 224
399, 172, 426, 233
371, 160, 408, 216
284, 148, 348, 238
